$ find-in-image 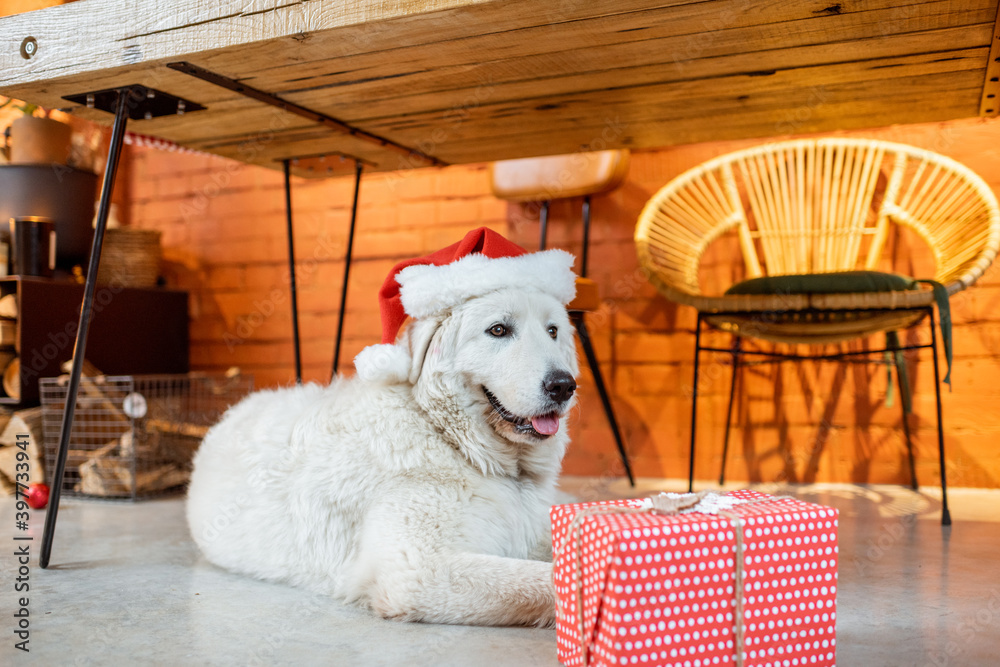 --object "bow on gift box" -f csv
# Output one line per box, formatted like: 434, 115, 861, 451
554, 491, 792, 667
